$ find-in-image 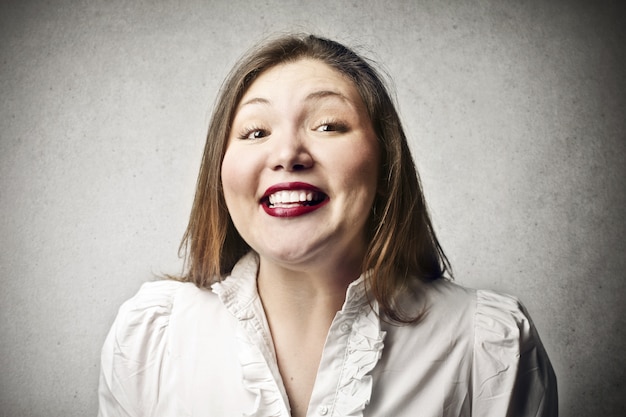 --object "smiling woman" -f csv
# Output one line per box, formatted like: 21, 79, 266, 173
98, 34, 557, 417
222, 59, 379, 278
